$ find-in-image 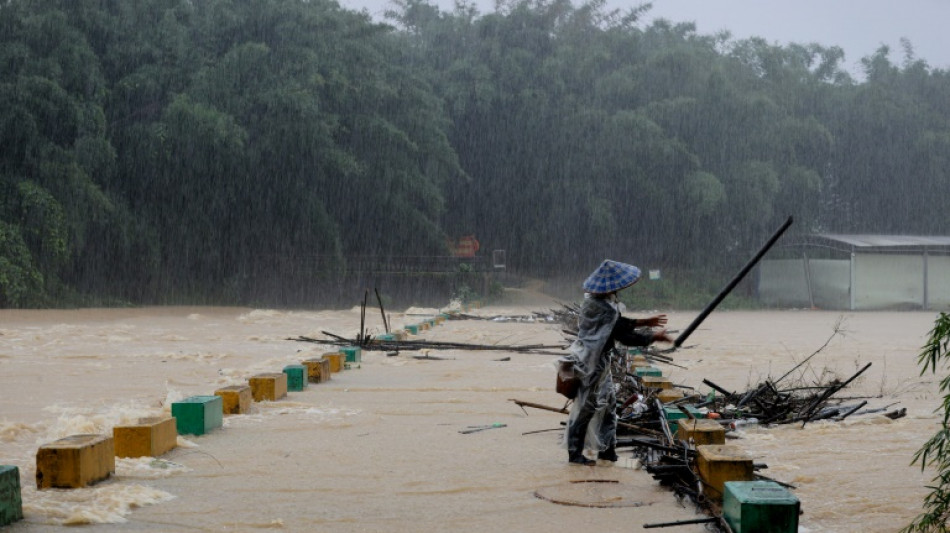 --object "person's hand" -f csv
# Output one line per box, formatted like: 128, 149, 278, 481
643, 314, 668, 328
651, 329, 673, 344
